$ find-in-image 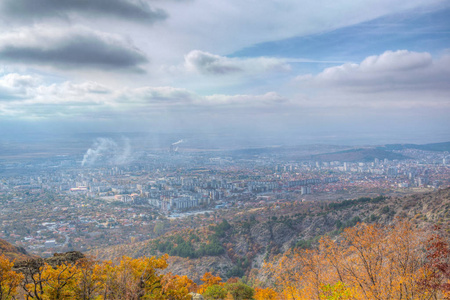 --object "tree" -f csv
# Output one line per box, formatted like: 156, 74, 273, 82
420, 227, 450, 299
254, 287, 277, 300
102, 255, 168, 300
0, 255, 23, 300
40, 262, 79, 300
225, 282, 254, 300
73, 257, 104, 300
319, 282, 355, 300
265, 221, 438, 300
203, 285, 227, 300
21, 258, 47, 300
198, 272, 222, 294
161, 272, 197, 300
